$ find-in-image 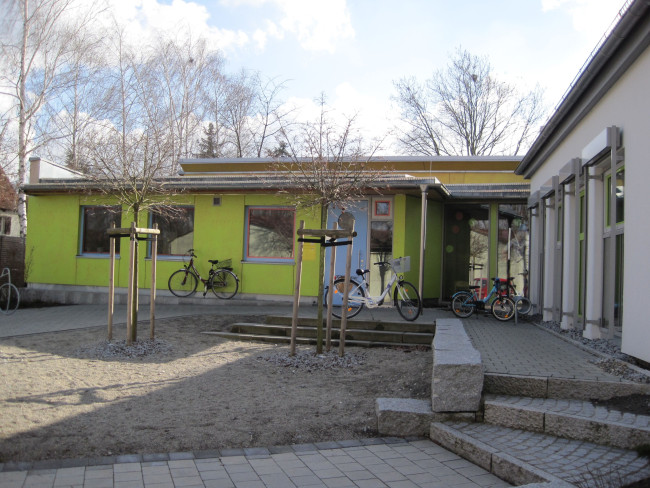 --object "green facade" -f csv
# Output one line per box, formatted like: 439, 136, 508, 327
27, 192, 436, 299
